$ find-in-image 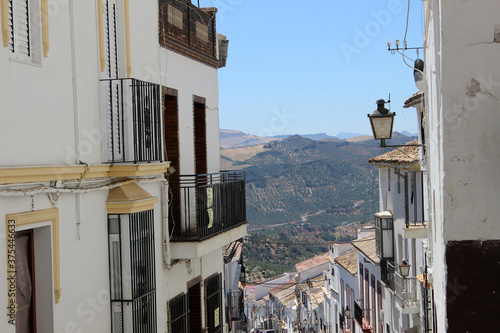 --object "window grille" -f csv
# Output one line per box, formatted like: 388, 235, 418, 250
167, 5, 183, 29
196, 22, 209, 43
206, 273, 222, 333
108, 210, 157, 333
169, 293, 189, 333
